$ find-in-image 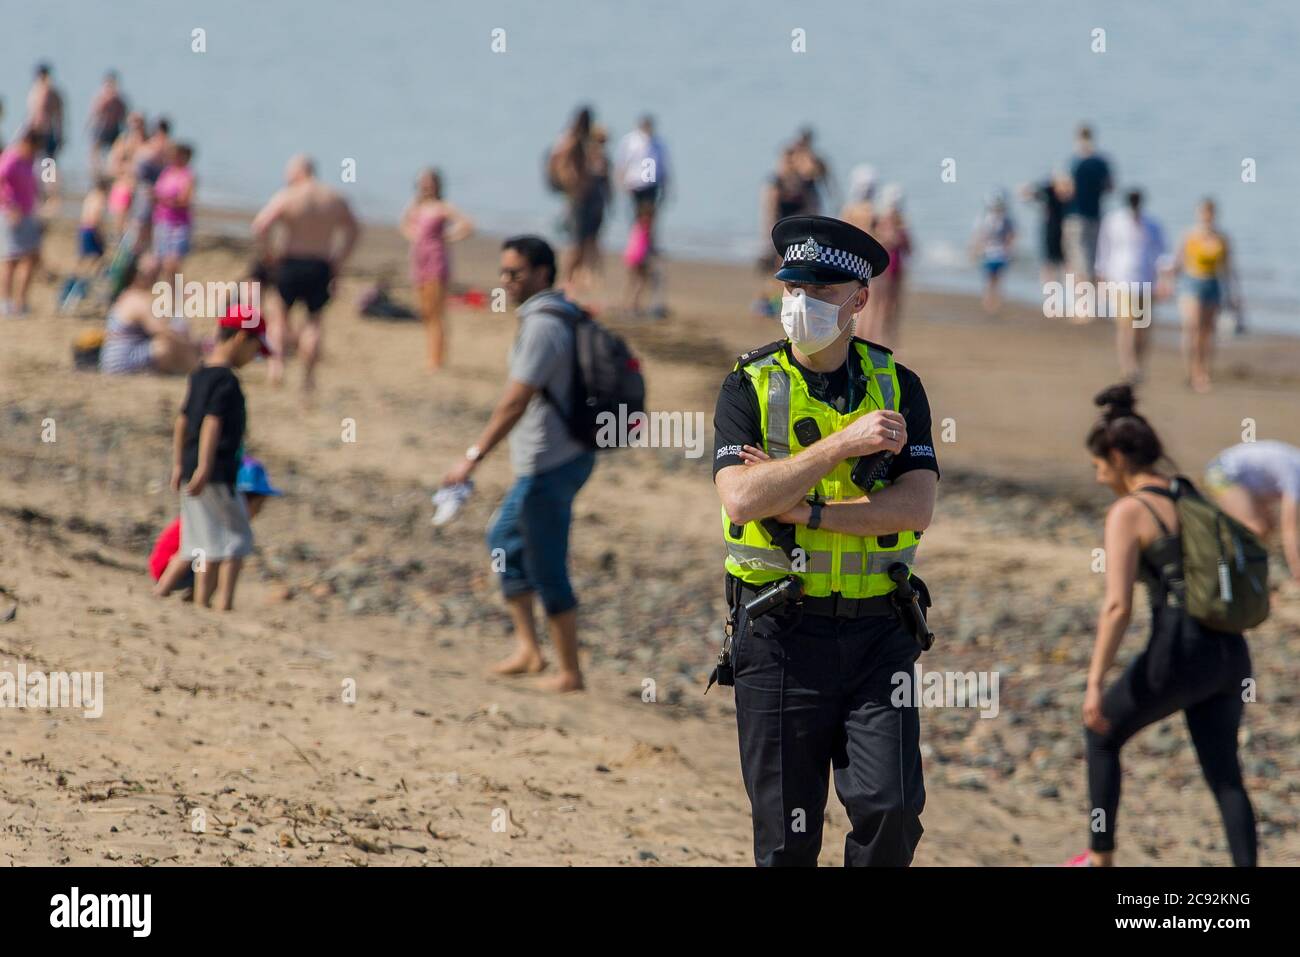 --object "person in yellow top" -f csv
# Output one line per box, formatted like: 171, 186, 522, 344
1173, 198, 1240, 393
712, 214, 939, 866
